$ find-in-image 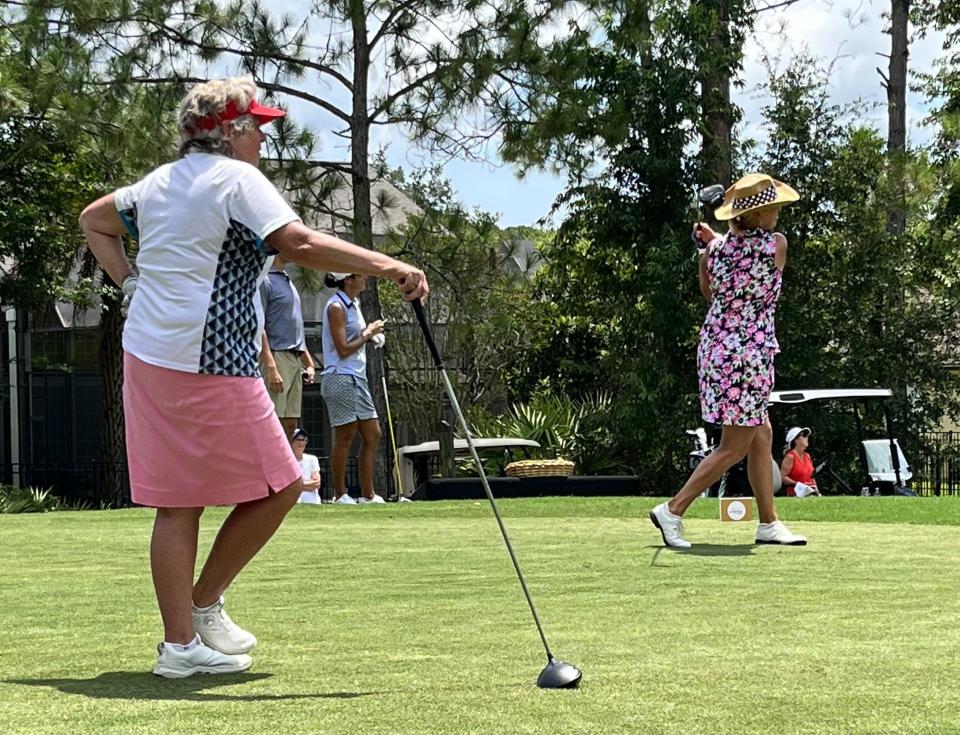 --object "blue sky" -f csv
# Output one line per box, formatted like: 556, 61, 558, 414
270, 1, 948, 227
